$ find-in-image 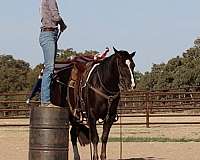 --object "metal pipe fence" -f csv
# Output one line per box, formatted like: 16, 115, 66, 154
1, 90, 200, 127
